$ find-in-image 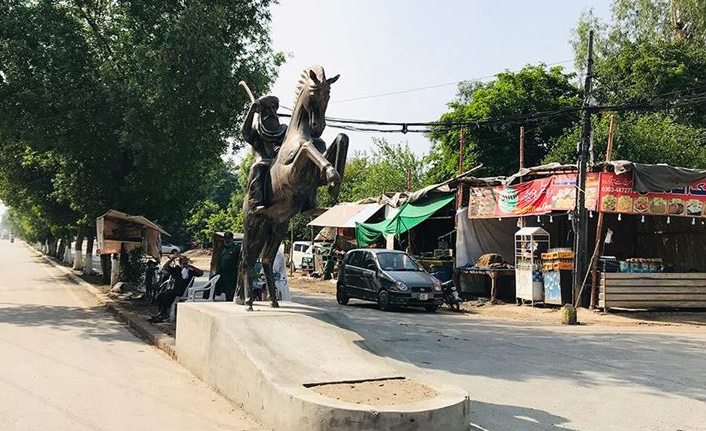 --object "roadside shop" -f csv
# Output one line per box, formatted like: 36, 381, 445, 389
457, 162, 706, 310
